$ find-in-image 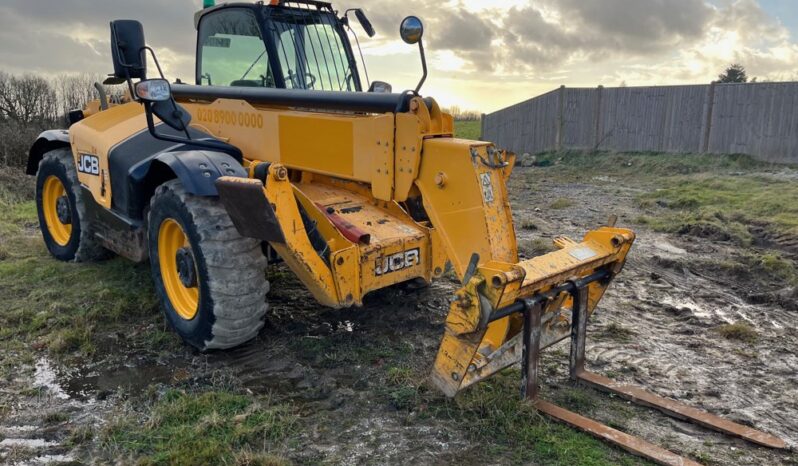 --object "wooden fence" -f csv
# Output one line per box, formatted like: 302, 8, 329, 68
481, 82, 798, 163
